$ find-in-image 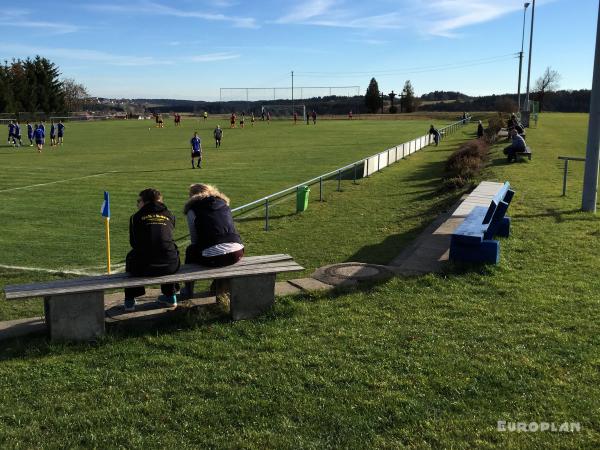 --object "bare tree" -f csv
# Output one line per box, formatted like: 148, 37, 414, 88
62, 78, 89, 112
534, 67, 560, 112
